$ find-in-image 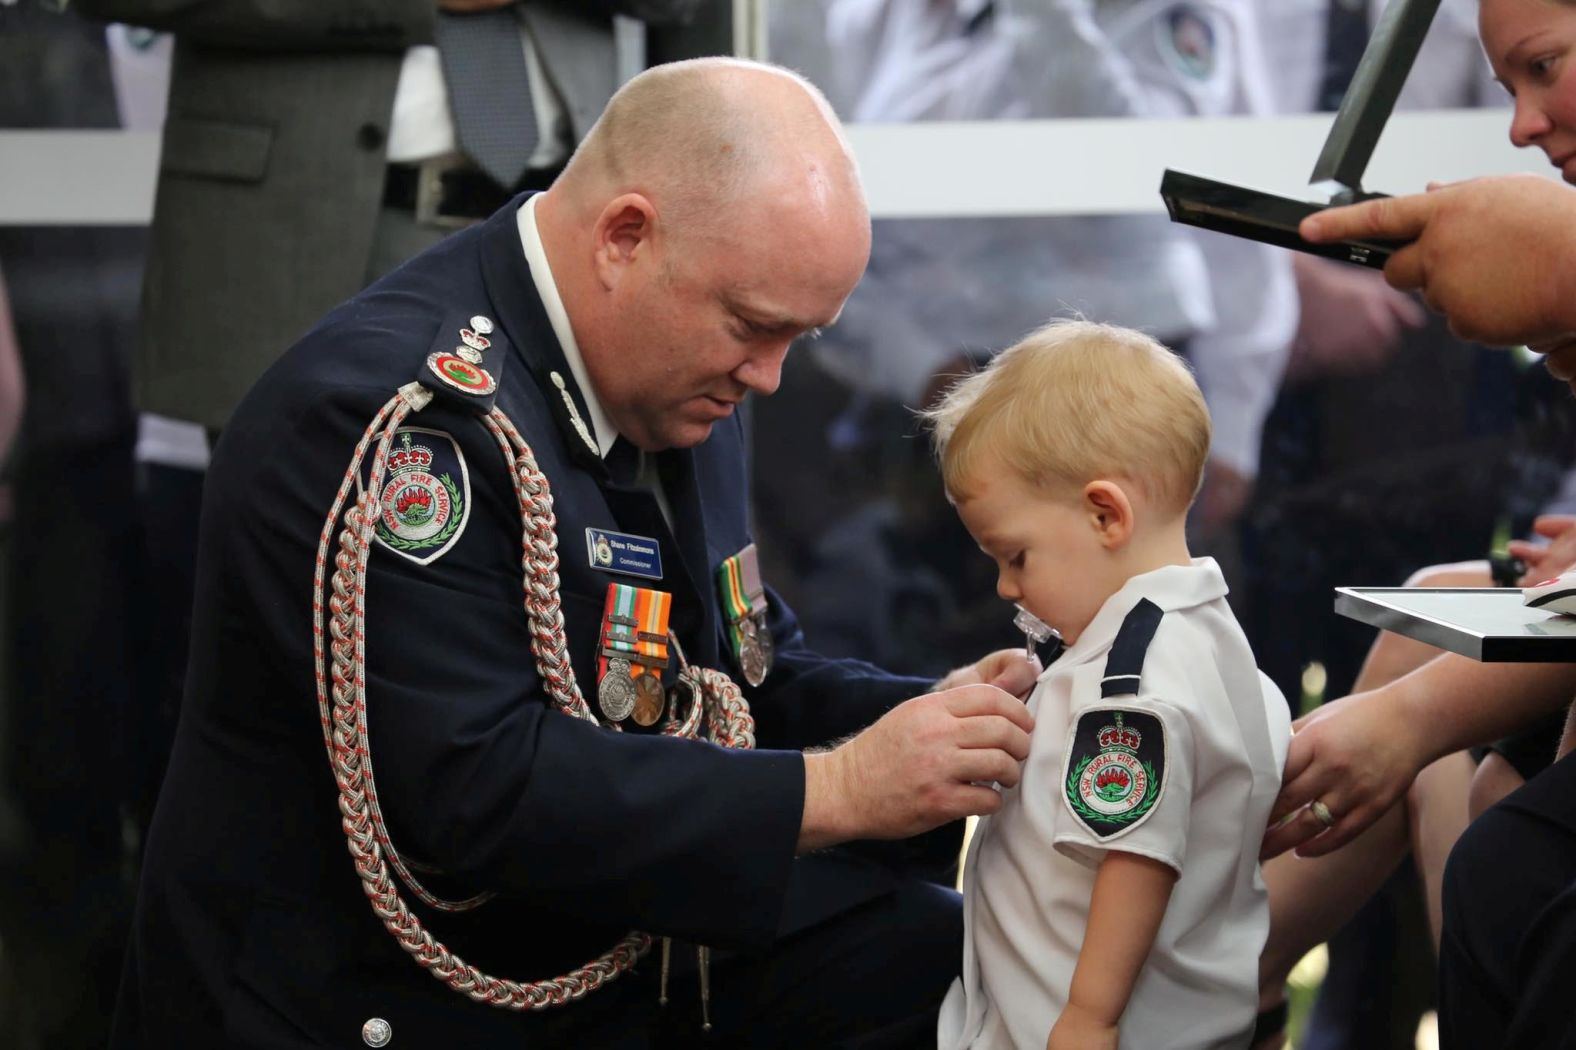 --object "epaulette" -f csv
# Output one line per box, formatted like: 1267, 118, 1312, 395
417, 311, 507, 414
1100, 598, 1164, 697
